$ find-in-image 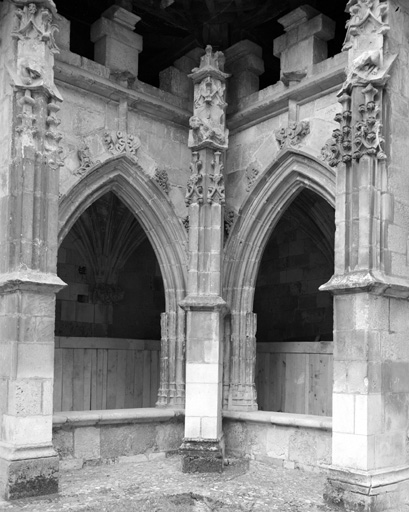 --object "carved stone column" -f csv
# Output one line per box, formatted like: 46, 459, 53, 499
320, 1, 409, 510
179, 46, 229, 472
0, 0, 65, 500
